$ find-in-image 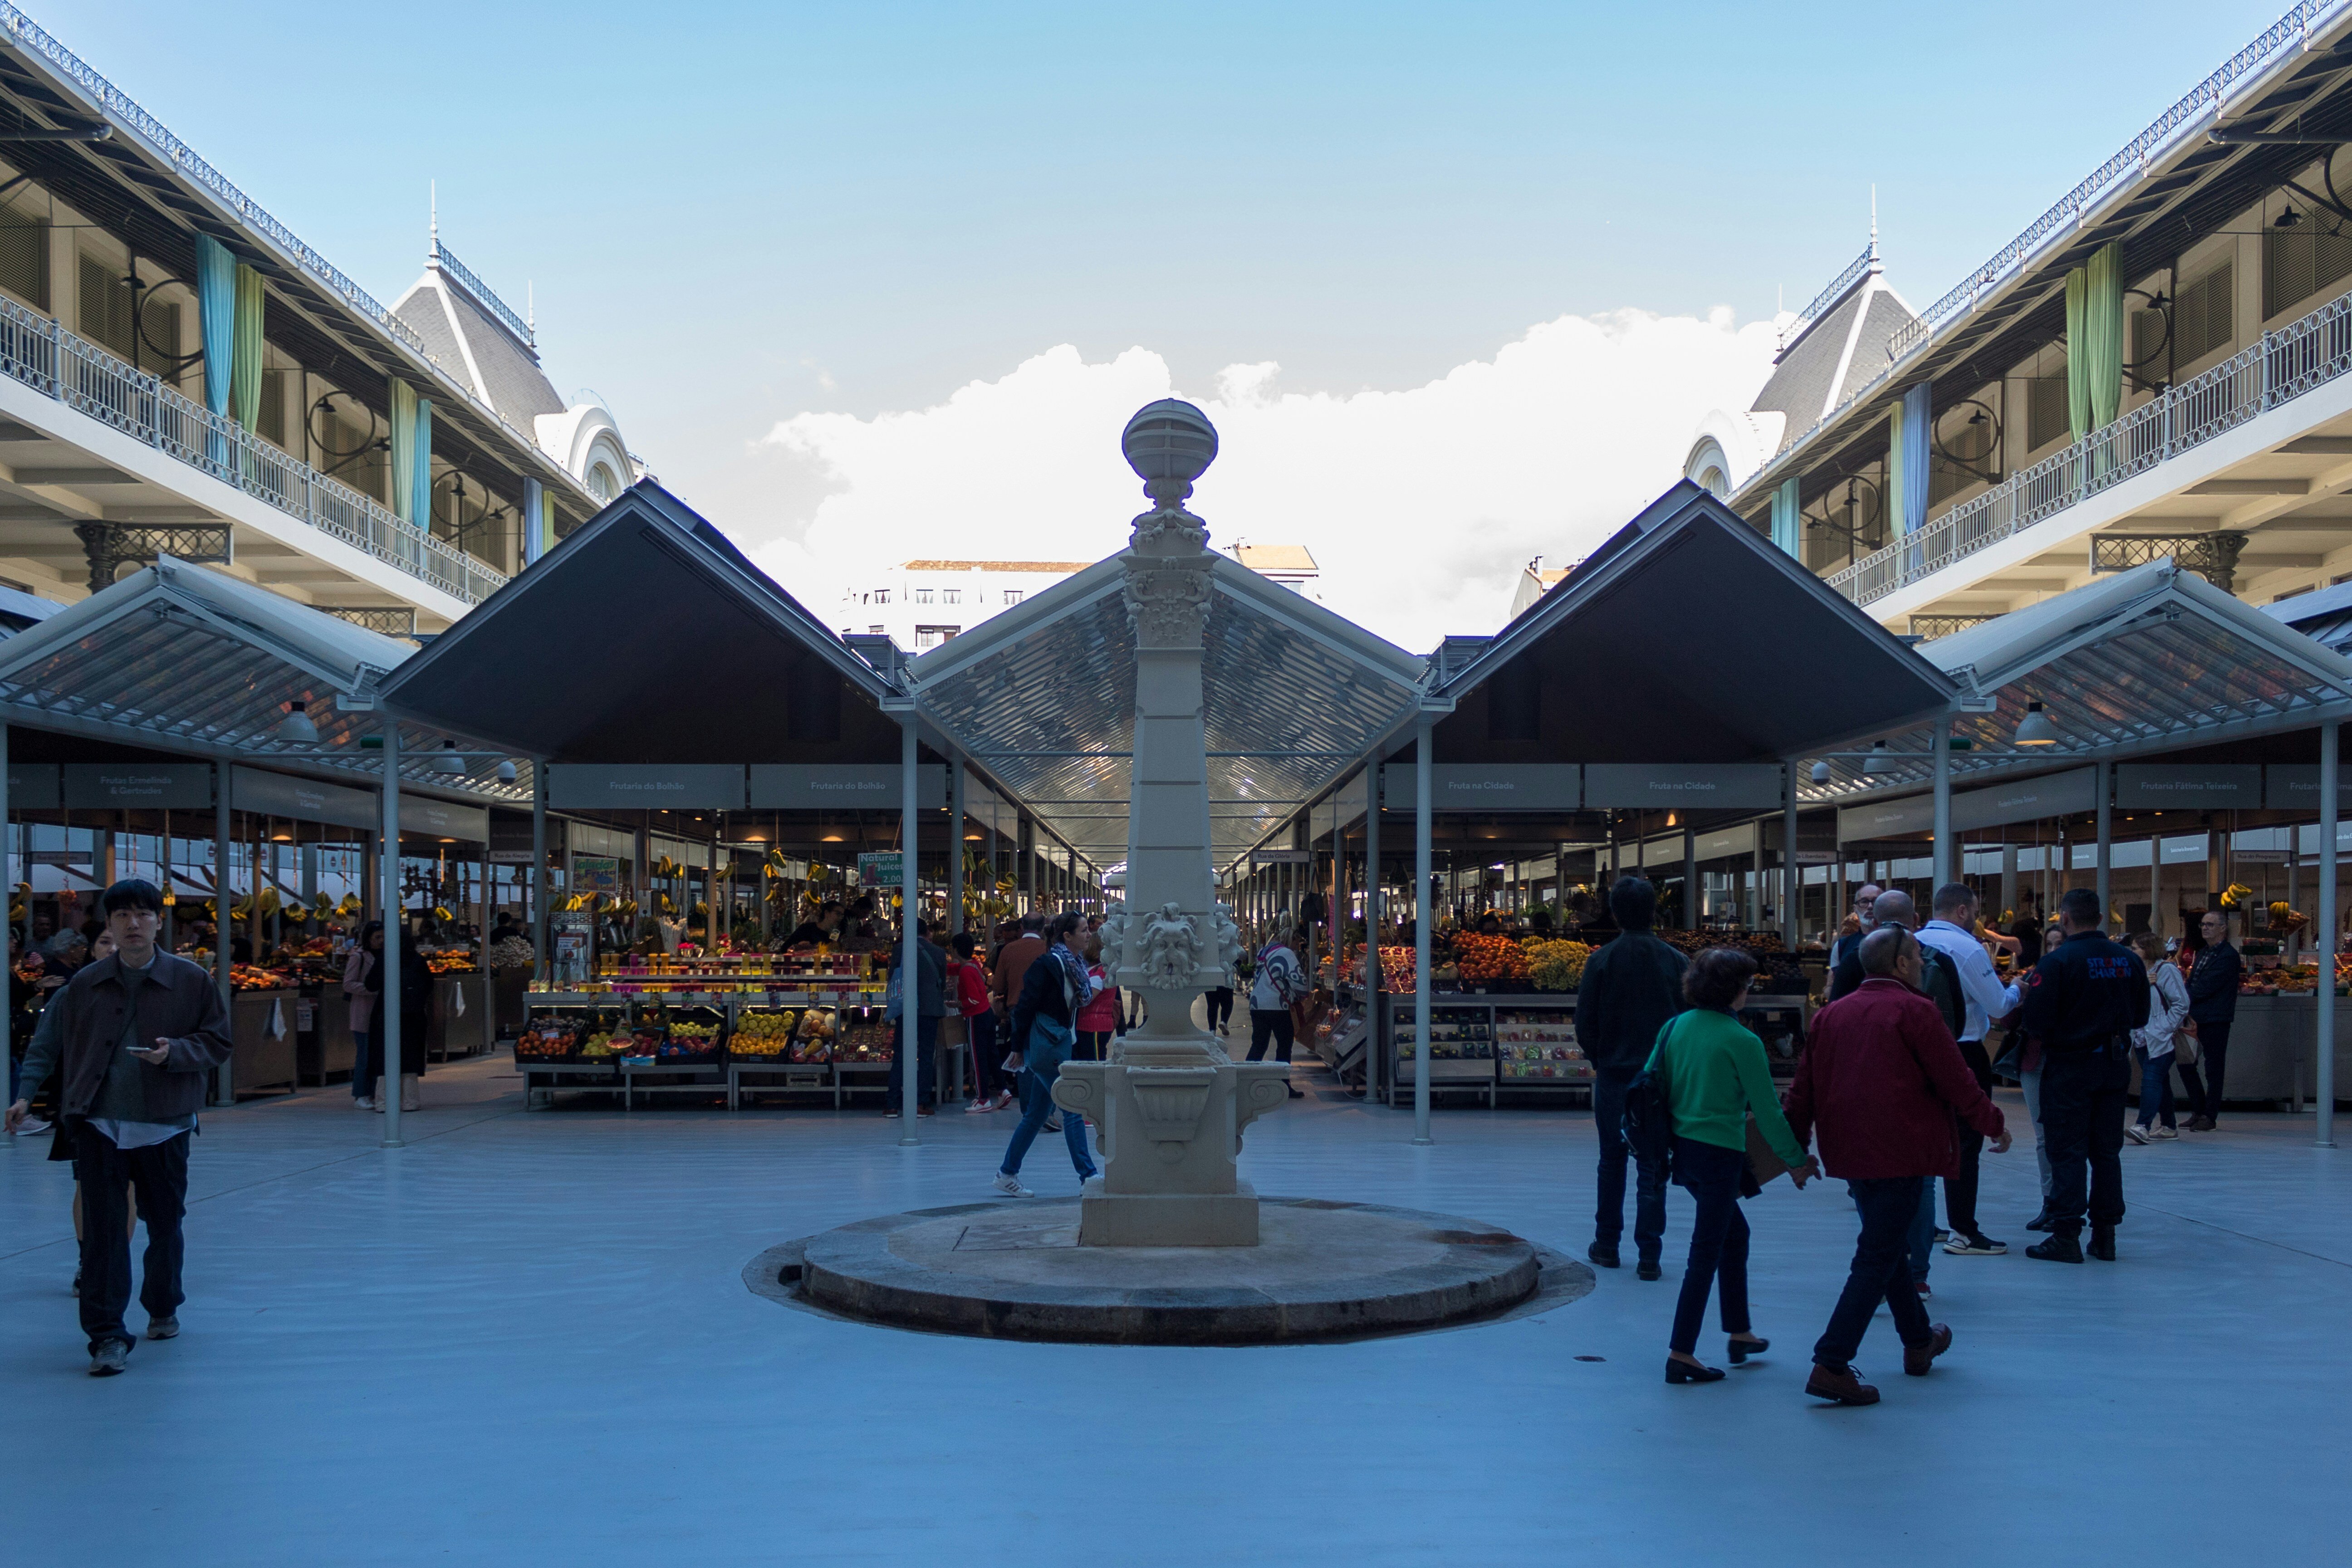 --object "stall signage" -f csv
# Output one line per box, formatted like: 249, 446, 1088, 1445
573, 856, 621, 894
1380, 764, 1581, 811
858, 851, 904, 887
746, 764, 945, 810
232, 767, 377, 831
546, 764, 746, 811
5, 763, 59, 809
1251, 849, 1311, 865
399, 795, 489, 842
2262, 765, 2352, 809
1951, 768, 2097, 833
61, 763, 211, 809
1583, 763, 1784, 809
2112, 764, 2261, 810
1310, 771, 1370, 838
489, 815, 561, 864
1837, 794, 1935, 842
1693, 826, 1761, 861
